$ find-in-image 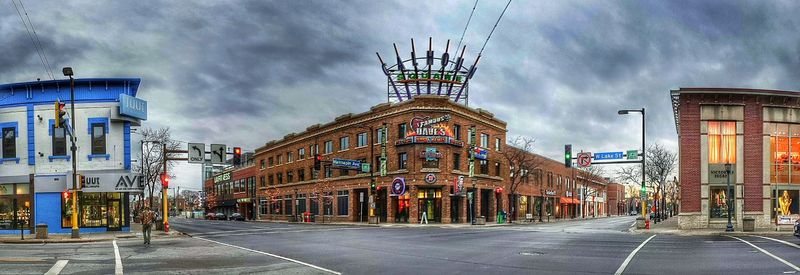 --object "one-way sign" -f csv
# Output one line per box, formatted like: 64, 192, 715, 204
188, 143, 205, 164
211, 144, 226, 164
